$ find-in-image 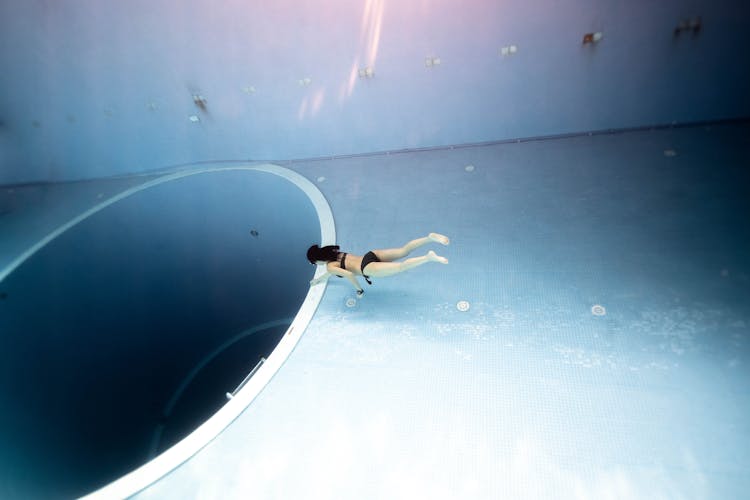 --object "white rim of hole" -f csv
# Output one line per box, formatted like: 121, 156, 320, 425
0, 164, 335, 500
